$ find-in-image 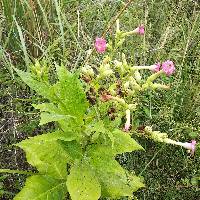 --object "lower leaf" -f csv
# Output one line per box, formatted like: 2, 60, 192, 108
14, 175, 67, 200
16, 137, 73, 179
87, 145, 144, 198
